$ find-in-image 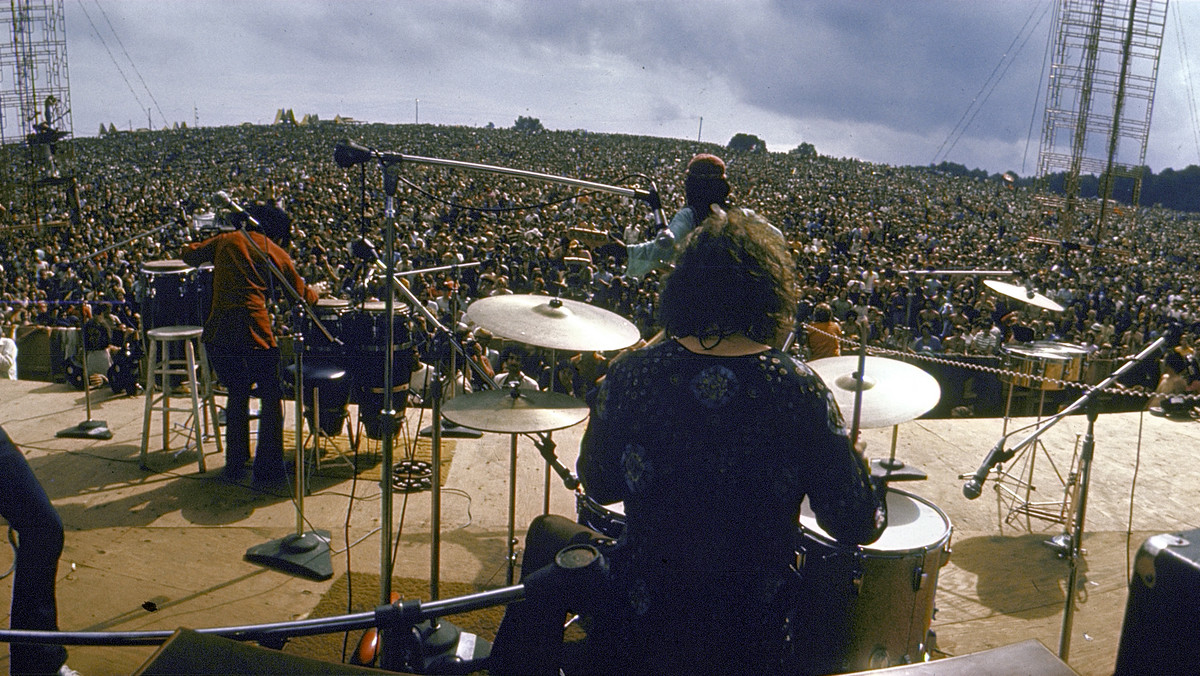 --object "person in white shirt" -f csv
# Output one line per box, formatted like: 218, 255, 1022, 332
494, 346, 540, 391
0, 325, 17, 380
